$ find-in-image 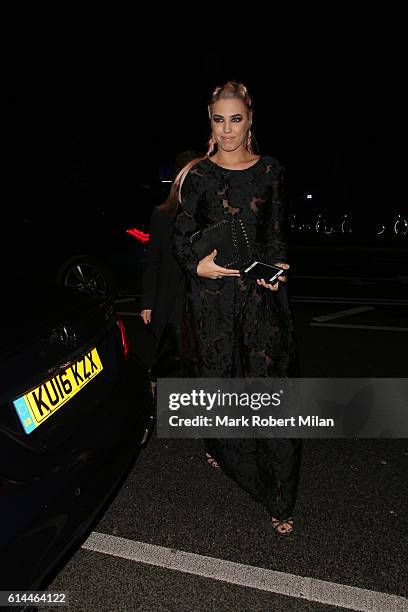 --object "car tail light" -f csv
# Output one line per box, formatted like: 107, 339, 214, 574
126, 228, 150, 243
0, 479, 11, 495
117, 317, 131, 359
